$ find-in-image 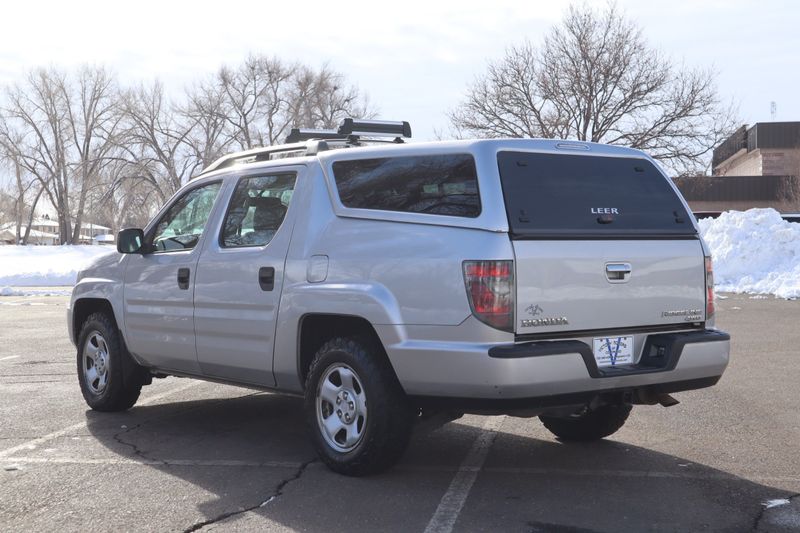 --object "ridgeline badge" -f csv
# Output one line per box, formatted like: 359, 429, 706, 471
662, 308, 703, 321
